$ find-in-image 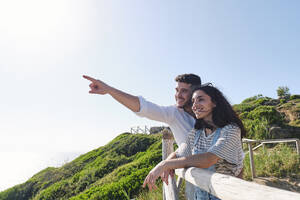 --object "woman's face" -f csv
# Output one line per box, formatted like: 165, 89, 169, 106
192, 90, 216, 121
